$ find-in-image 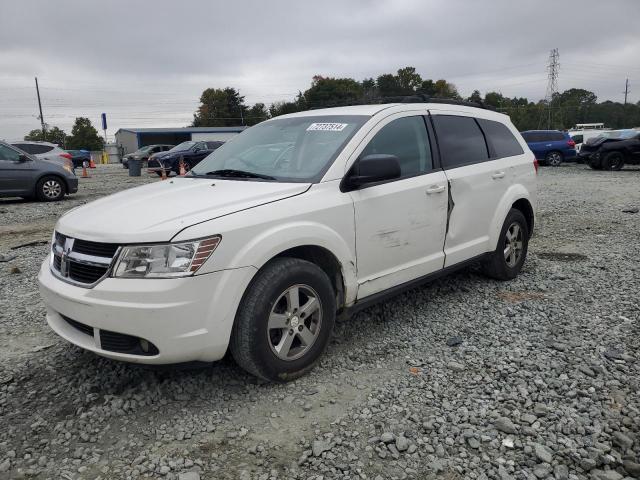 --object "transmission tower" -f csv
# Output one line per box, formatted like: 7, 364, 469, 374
541, 48, 560, 129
